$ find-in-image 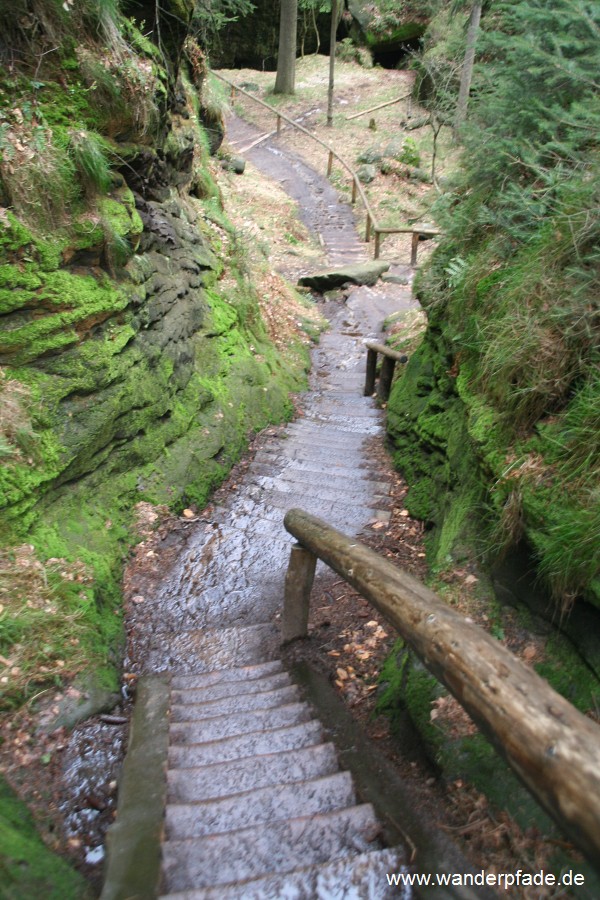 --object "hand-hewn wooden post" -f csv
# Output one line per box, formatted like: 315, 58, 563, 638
411, 231, 420, 266
282, 543, 317, 642
351, 178, 357, 204
377, 355, 396, 401
327, 150, 334, 176
277, 114, 282, 135
365, 213, 371, 242
364, 347, 378, 396
374, 231, 381, 260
